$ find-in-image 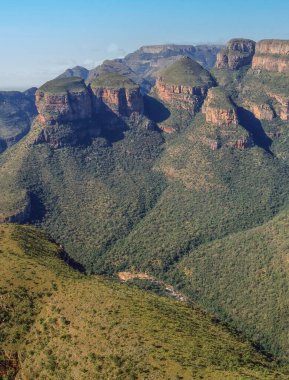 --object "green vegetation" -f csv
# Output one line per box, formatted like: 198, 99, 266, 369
173, 208, 289, 363
38, 77, 87, 94
205, 87, 234, 109
159, 57, 215, 87
0, 90, 36, 152
243, 69, 289, 97
0, 224, 288, 379
1, 57, 289, 371
90, 73, 139, 89
0, 126, 166, 268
